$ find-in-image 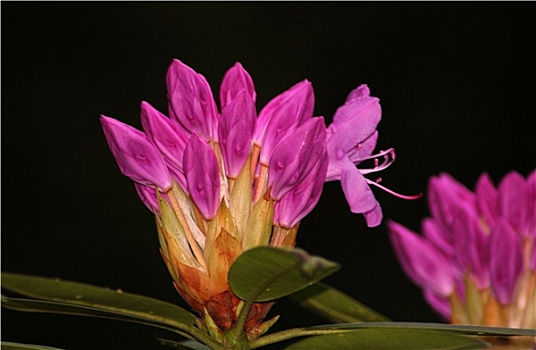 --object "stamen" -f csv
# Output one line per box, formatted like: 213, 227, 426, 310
366, 179, 422, 200
358, 148, 396, 174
